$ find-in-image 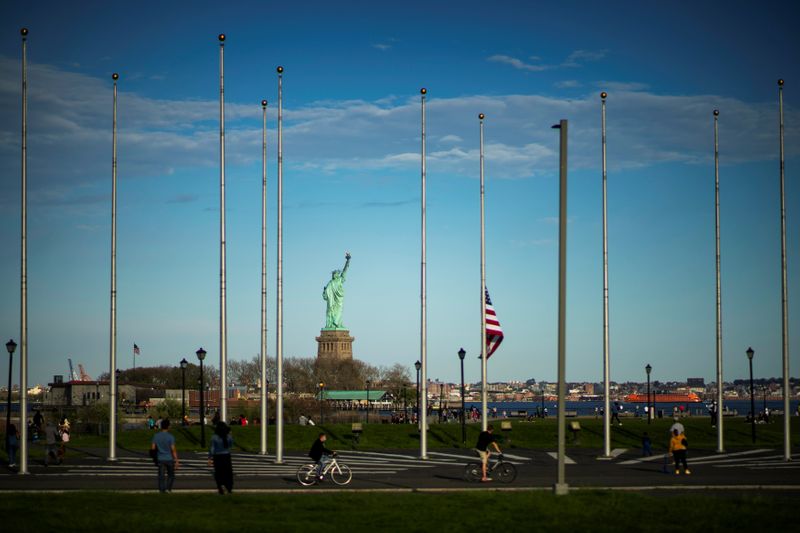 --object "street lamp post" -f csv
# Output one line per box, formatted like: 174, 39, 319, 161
763, 386, 768, 415
402, 385, 407, 422
318, 382, 325, 424
5, 340, 16, 451
747, 347, 755, 444
414, 360, 421, 426
180, 358, 188, 424
196, 348, 206, 447
114, 369, 121, 426
458, 348, 466, 444
541, 383, 545, 418
365, 380, 371, 424
645, 364, 652, 425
